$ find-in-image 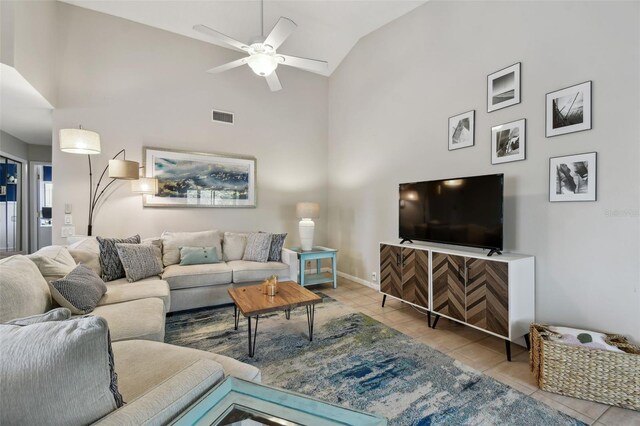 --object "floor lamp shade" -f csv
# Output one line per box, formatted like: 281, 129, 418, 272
59, 128, 101, 155
108, 159, 139, 180
131, 177, 158, 194
296, 202, 320, 251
